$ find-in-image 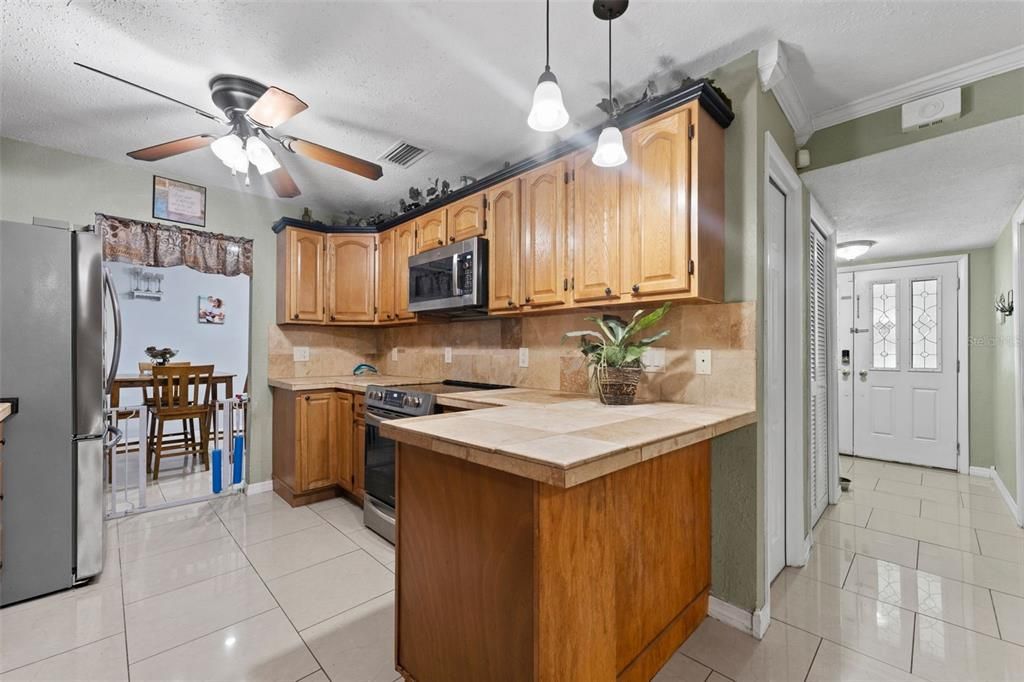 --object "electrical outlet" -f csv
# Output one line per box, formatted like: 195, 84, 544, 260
642, 347, 666, 373
444, 347, 453, 364
696, 349, 711, 375
391, 347, 399, 362
518, 347, 529, 368
292, 346, 310, 362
